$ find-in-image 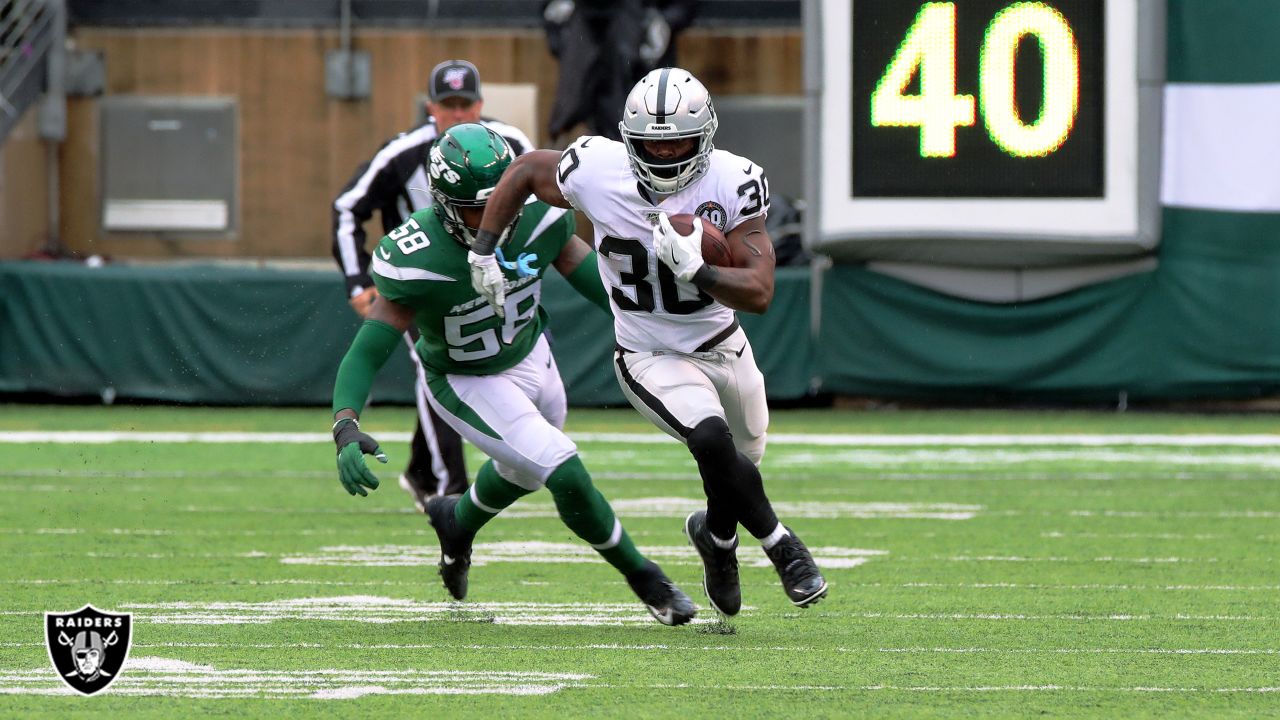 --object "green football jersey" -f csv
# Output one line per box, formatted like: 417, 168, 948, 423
371, 202, 575, 376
